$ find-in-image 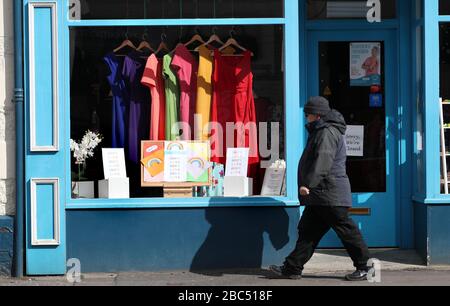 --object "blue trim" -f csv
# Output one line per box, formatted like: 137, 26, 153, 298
438, 16, 450, 22
32, 6, 56, 147
412, 195, 450, 204
398, 0, 414, 249
424, 0, 441, 199
66, 198, 299, 210
284, 0, 301, 202
14, 0, 25, 278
